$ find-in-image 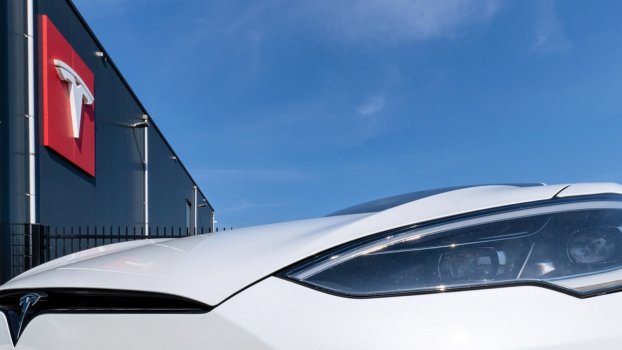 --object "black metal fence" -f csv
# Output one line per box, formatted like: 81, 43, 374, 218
8, 224, 213, 279
8, 224, 30, 279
